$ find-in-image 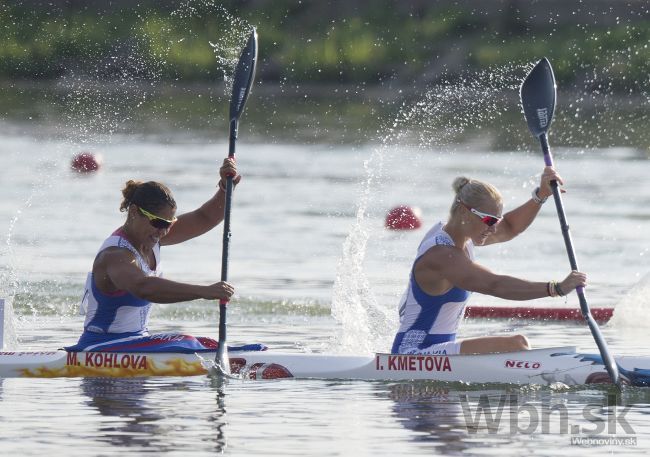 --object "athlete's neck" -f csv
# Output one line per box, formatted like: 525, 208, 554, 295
442, 218, 470, 249
120, 224, 151, 255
